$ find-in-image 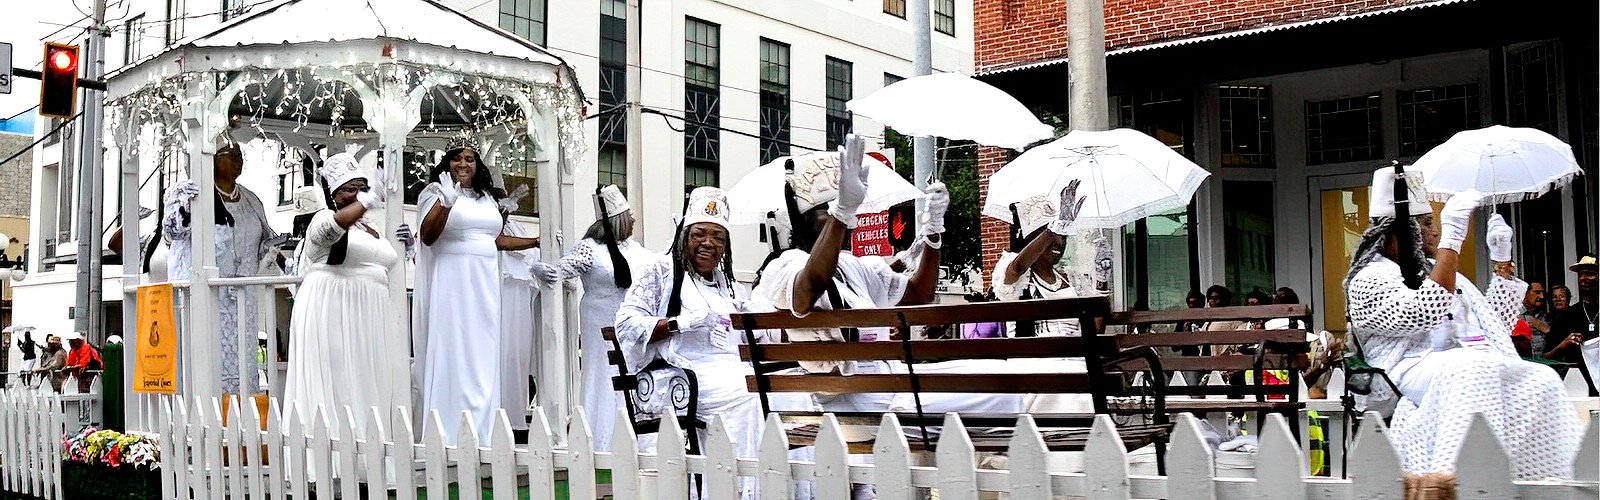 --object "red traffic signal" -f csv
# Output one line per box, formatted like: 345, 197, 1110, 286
40, 43, 80, 119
